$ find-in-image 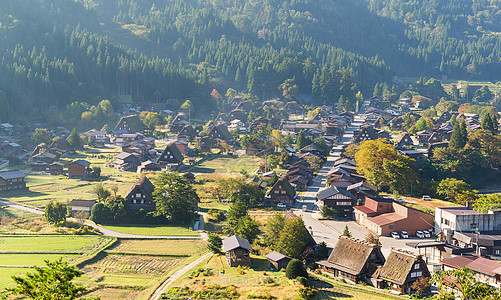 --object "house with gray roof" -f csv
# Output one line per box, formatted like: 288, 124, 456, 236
265, 251, 292, 270
0, 170, 27, 192
316, 186, 357, 217
68, 199, 96, 219
223, 235, 253, 267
